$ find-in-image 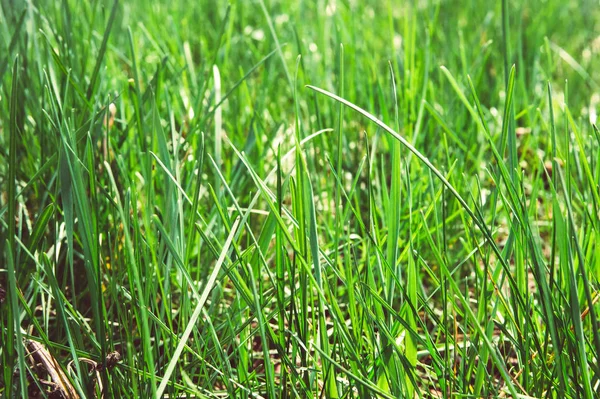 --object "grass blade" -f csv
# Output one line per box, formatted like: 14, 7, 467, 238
155, 218, 241, 398
306, 83, 520, 398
